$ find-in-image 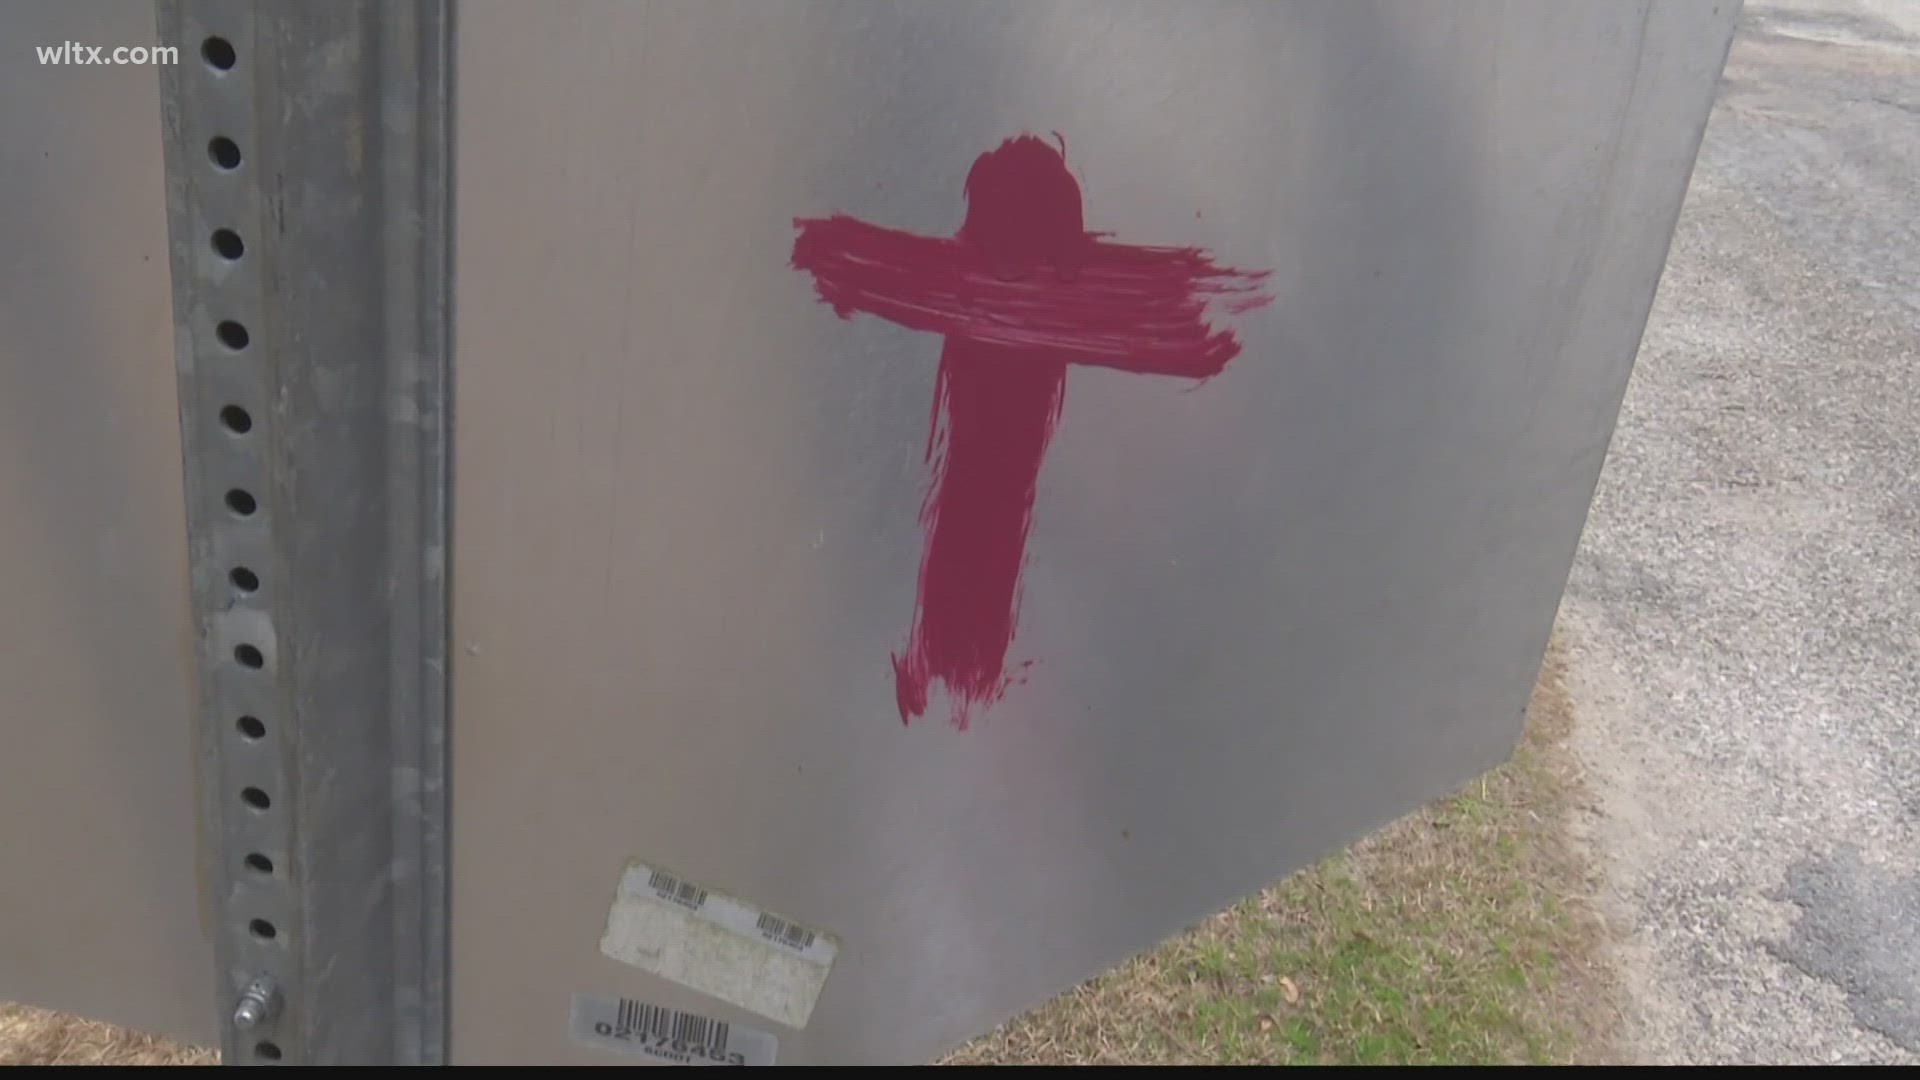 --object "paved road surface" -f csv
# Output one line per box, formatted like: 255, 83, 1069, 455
1563, 0, 1919, 1065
